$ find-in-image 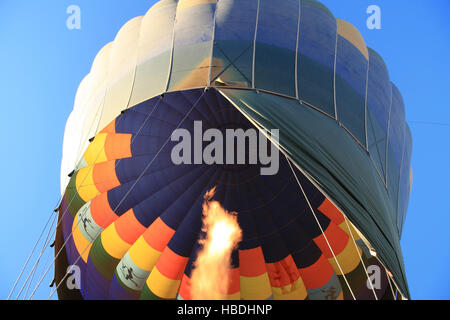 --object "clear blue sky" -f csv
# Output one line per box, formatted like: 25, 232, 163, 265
0, 0, 448, 300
